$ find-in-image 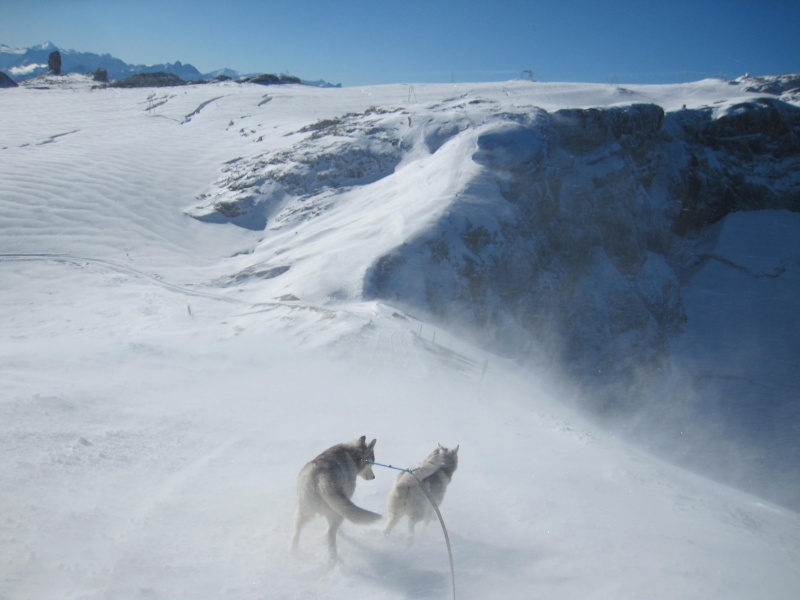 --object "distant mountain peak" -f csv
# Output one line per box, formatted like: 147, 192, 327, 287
0, 42, 204, 82
0, 41, 341, 87
0, 44, 26, 54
